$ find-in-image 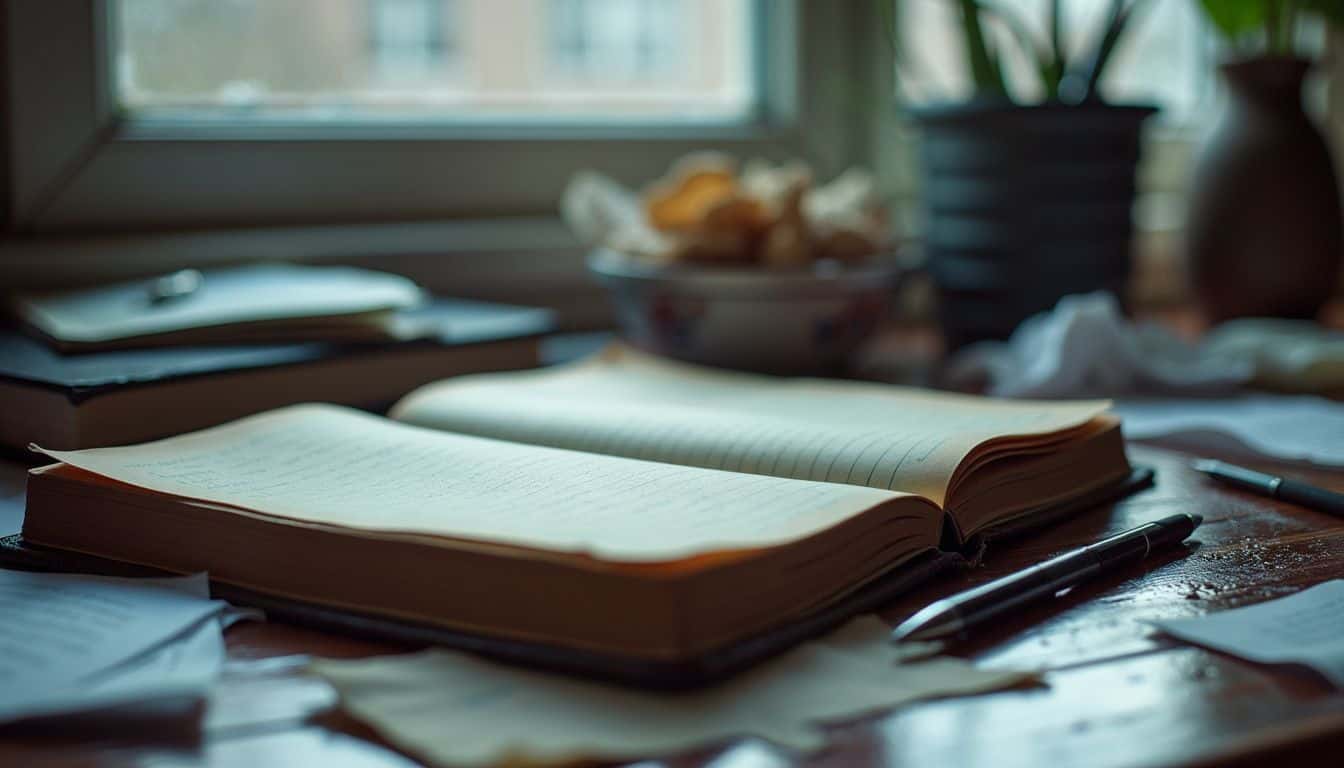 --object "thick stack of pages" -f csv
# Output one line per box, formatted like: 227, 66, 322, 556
21, 349, 1133, 679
